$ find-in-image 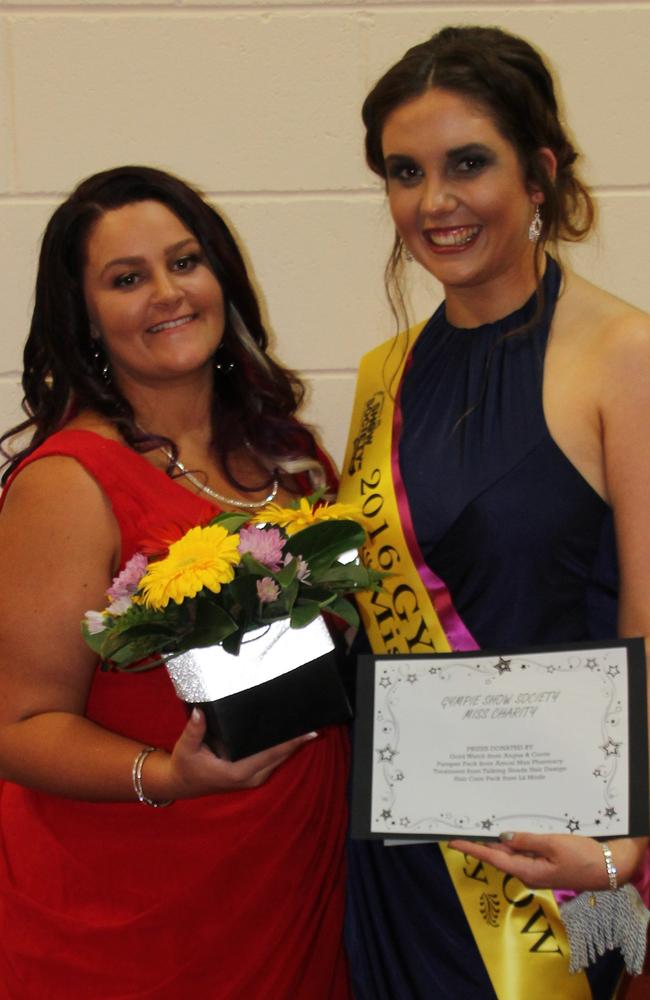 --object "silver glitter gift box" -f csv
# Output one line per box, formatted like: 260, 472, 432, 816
166, 616, 351, 760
